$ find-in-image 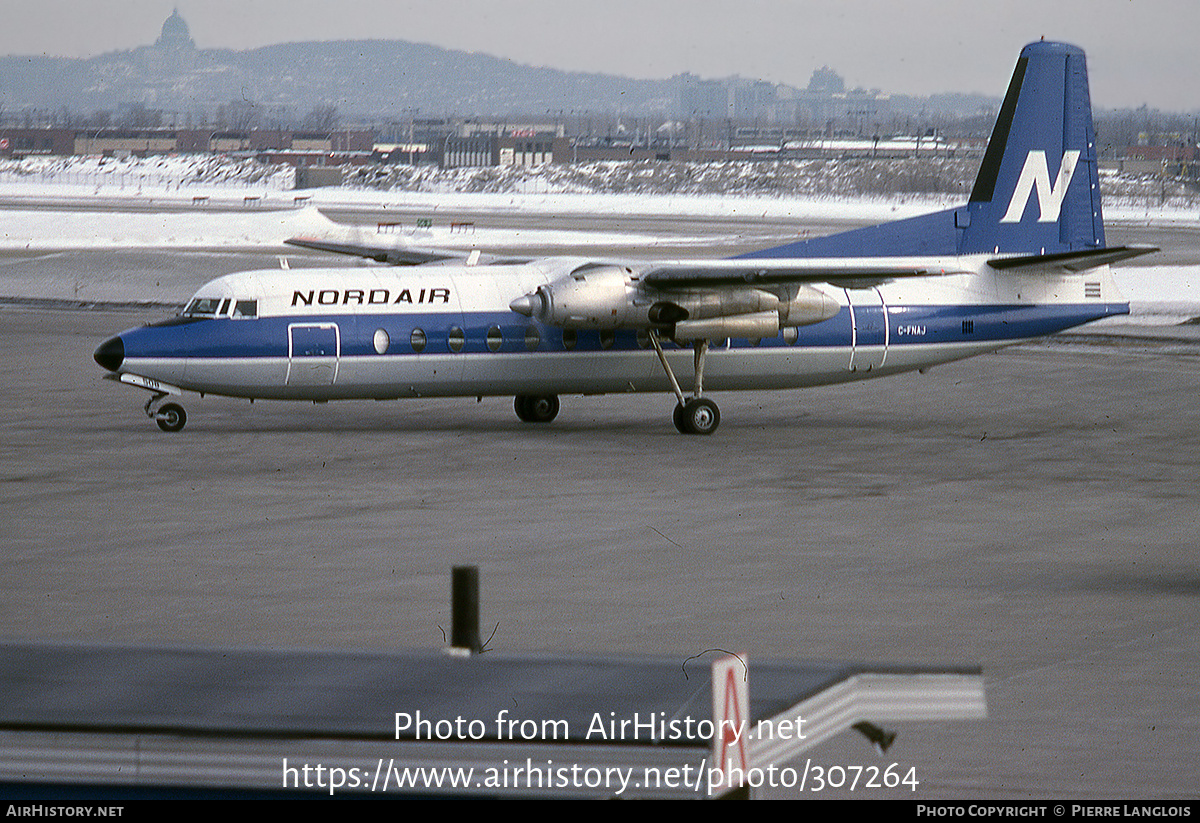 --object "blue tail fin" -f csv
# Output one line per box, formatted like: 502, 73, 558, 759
960, 40, 1104, 254
742, 40, 1105, 260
